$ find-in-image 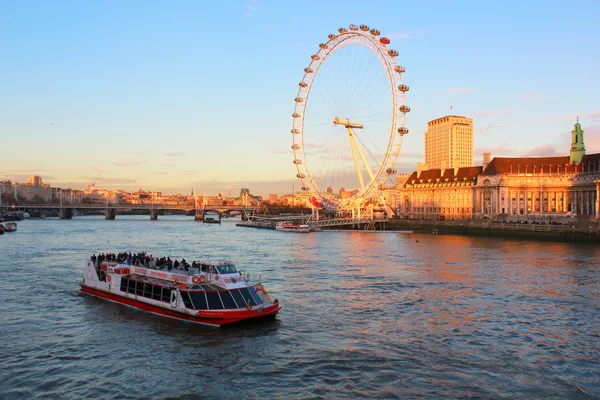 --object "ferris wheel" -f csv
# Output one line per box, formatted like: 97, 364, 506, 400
291, 24, 409, 215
